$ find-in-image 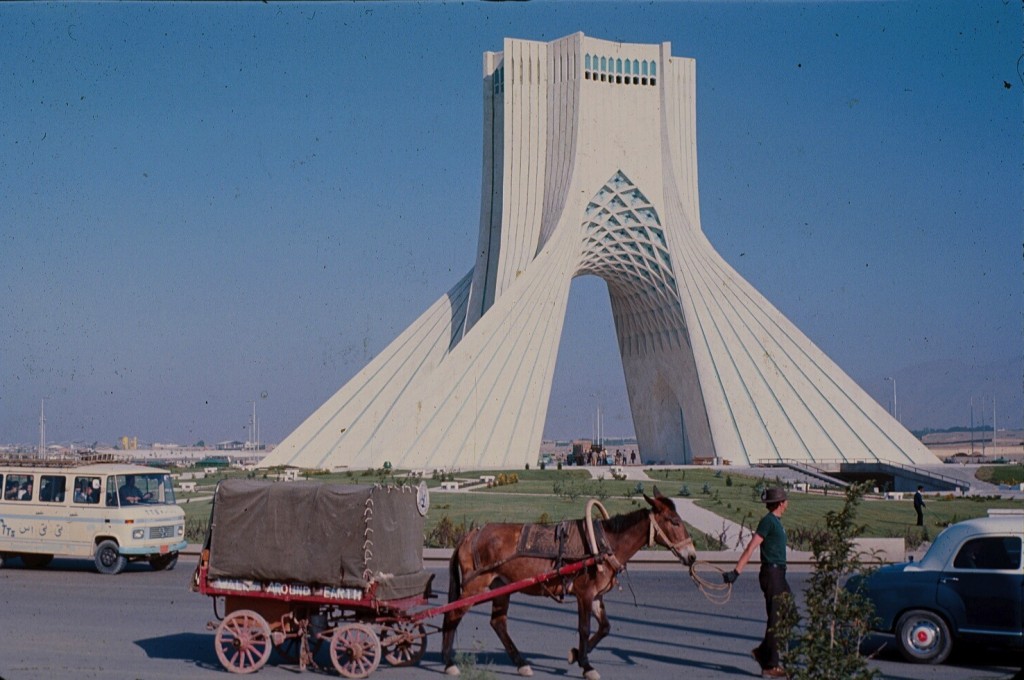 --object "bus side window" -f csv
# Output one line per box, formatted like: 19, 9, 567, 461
74, 477, 100, 504
41, 475, 67, 503
6, 474, 33, 501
